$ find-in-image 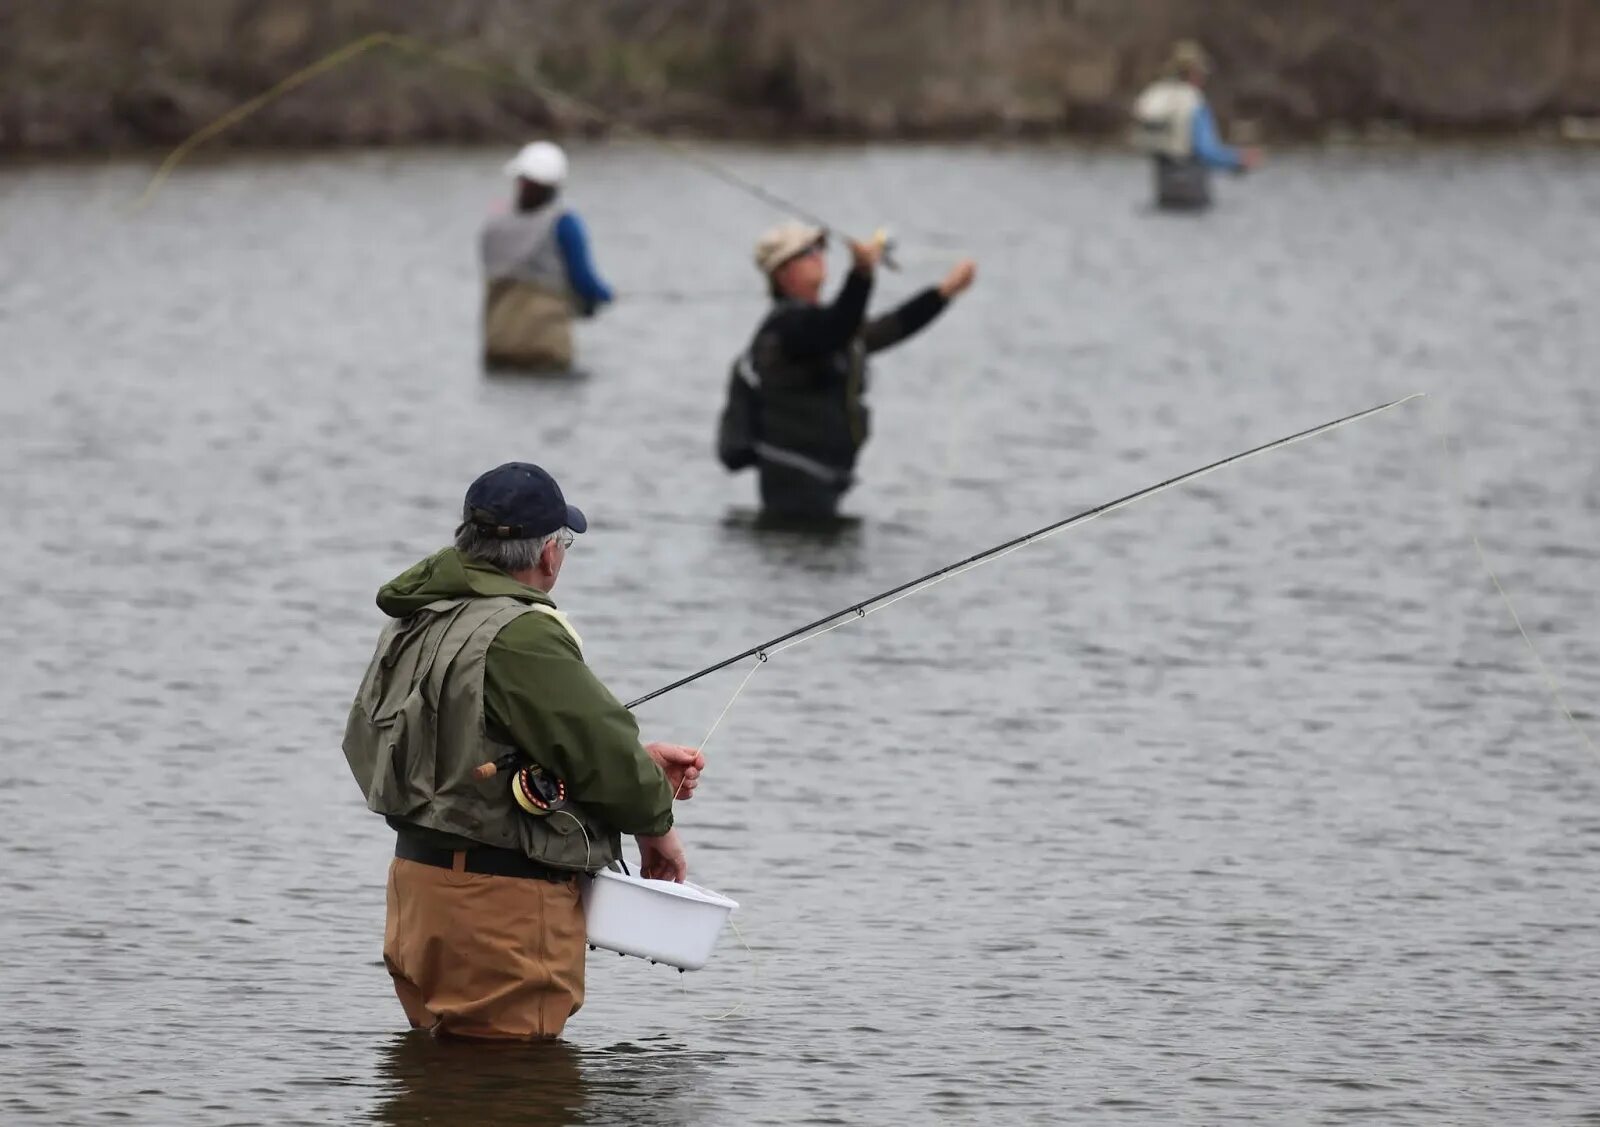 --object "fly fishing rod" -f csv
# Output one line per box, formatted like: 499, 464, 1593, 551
474, 393, 1425, 779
